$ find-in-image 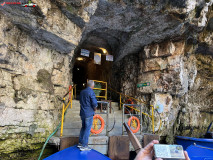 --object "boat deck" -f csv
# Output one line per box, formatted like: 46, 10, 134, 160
44, 145, 111, 160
